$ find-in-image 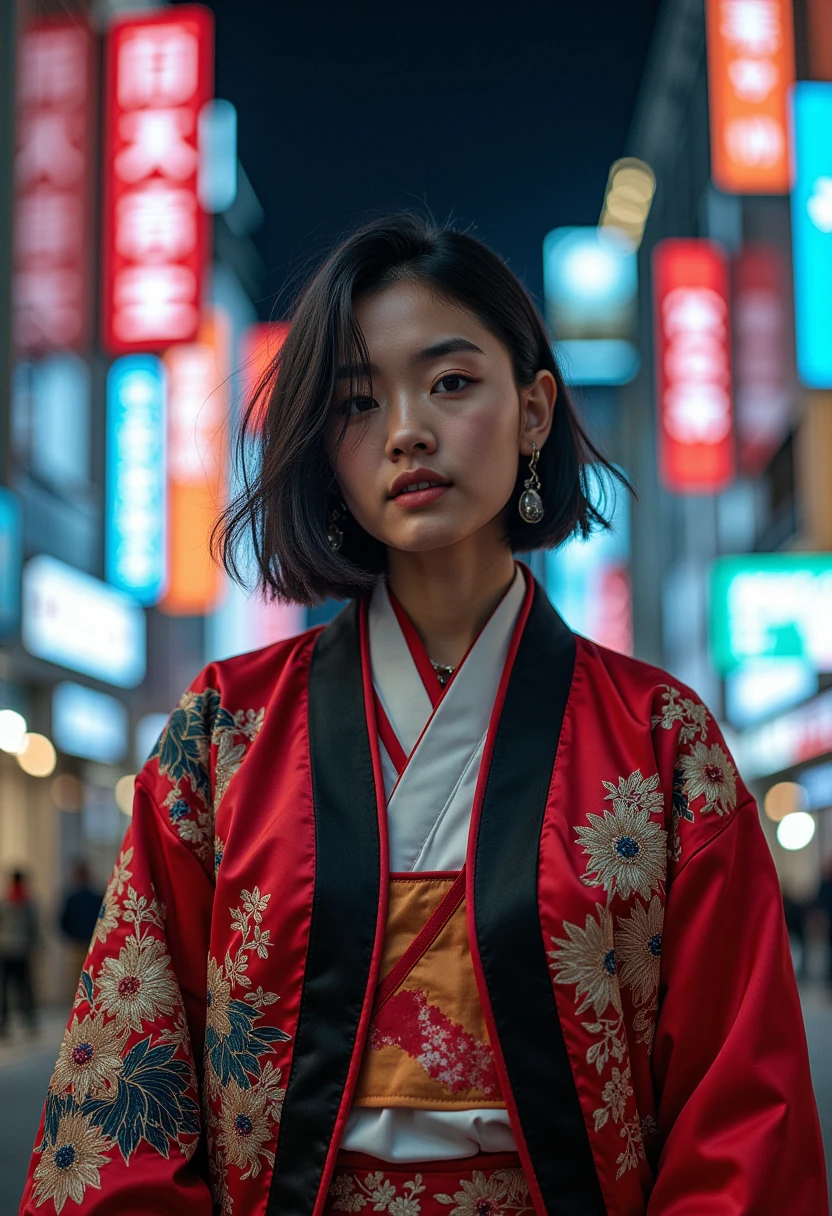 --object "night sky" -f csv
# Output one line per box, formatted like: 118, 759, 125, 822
194, 0, 663, 318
